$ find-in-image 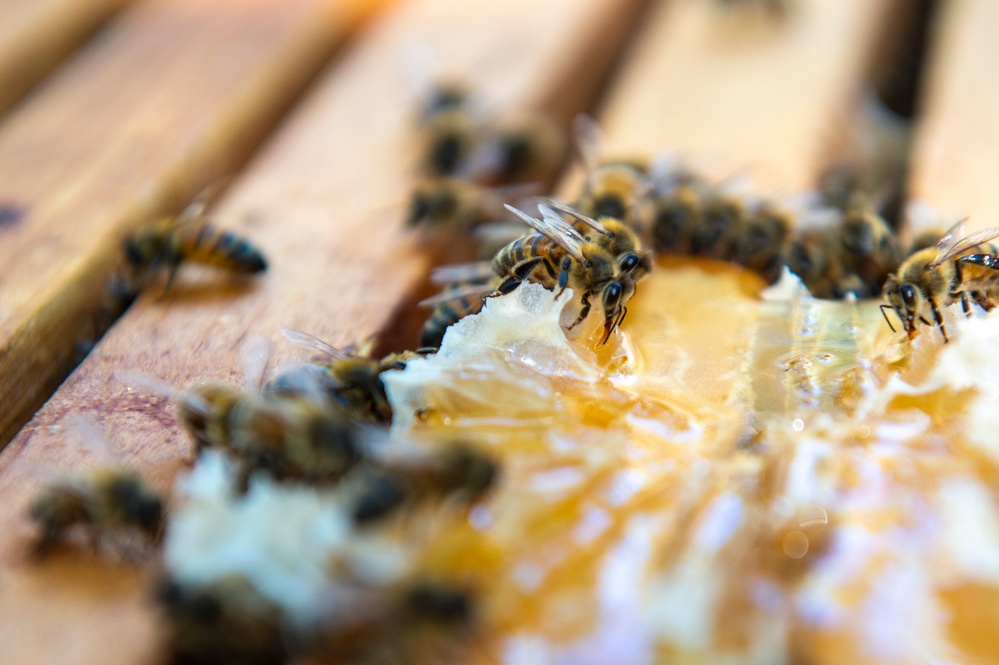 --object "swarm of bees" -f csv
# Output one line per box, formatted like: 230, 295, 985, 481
23, 67, 999, 665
